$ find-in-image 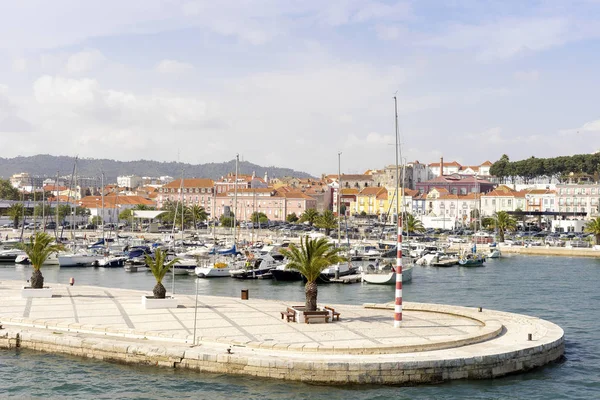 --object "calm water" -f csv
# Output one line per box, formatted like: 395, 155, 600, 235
1, 255, 599, 399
